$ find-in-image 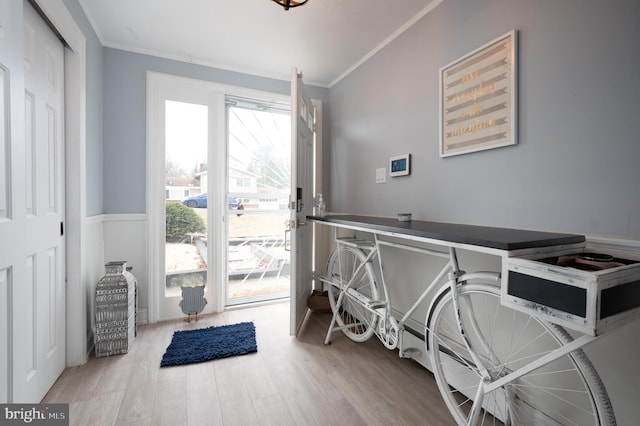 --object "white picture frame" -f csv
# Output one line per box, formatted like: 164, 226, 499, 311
440, 30, 517, 157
